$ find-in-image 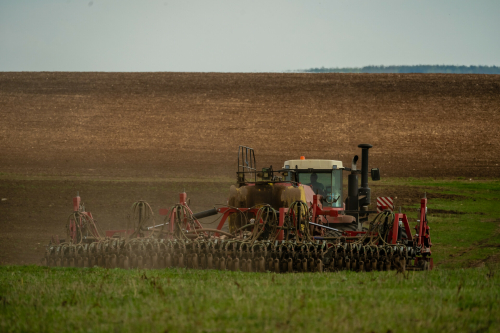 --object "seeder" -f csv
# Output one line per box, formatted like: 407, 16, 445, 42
42, 144, 433, 272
